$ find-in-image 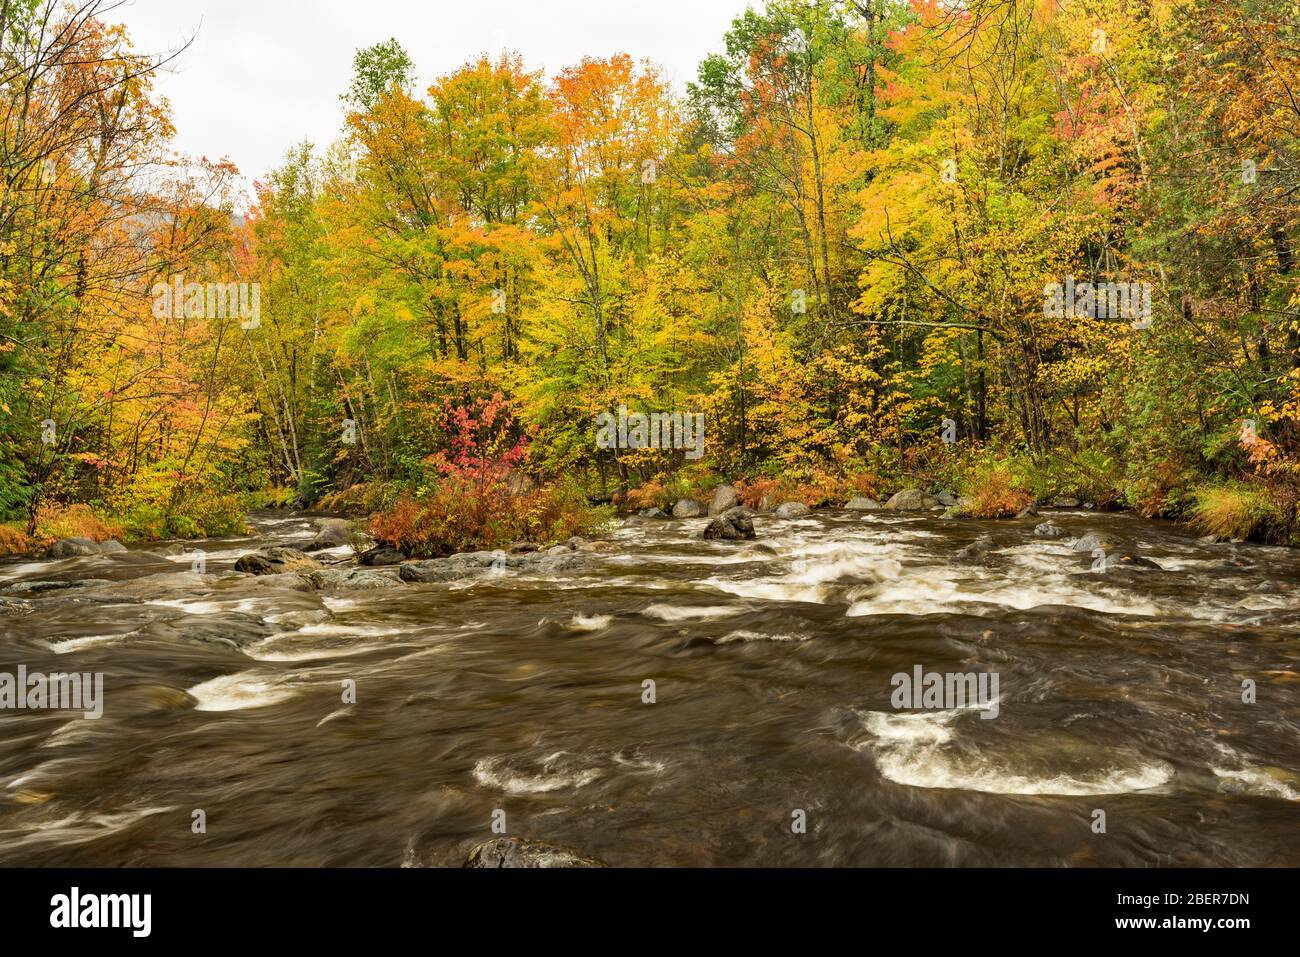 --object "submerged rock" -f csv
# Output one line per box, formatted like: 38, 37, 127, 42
463, 837, 605, 869
671, 498, 703, 519
774, 501, 811, 518
956, 534, 999, 563
844, 496, 880, 511
638, 507, 667, 519
136, 611, 277, 649
708, 484, 739, 516
702, 507, 756, 541
0, 597, 33, 616
0, 578, 112, 596
398, 549, 583, 584
235, 547, 321, 575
